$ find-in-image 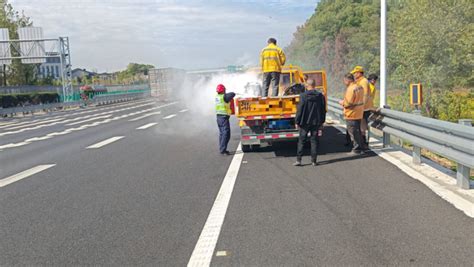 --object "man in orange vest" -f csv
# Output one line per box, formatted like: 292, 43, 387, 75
351, 66, 370, 147
339, 73, 365, 154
